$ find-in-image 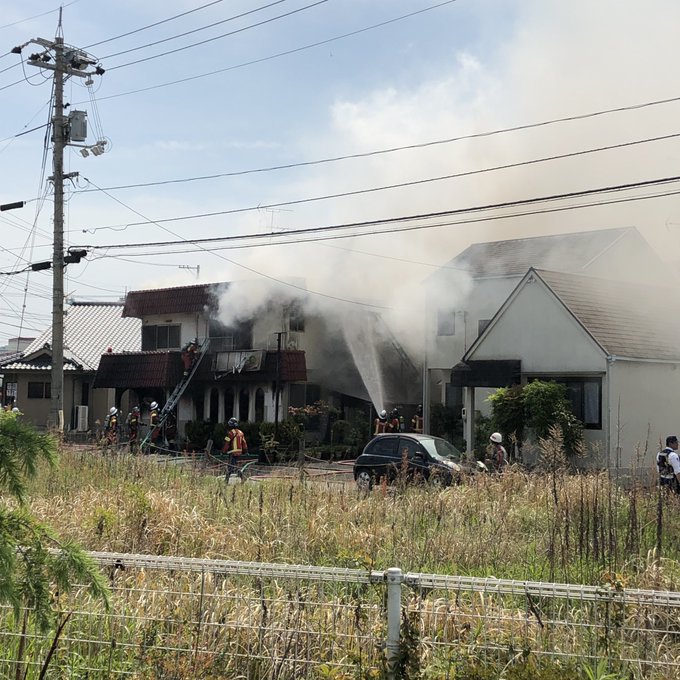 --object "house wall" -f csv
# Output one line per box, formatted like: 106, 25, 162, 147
141, 312, 209, 346
465, 278, 609, 459
607, 359, 680, 474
